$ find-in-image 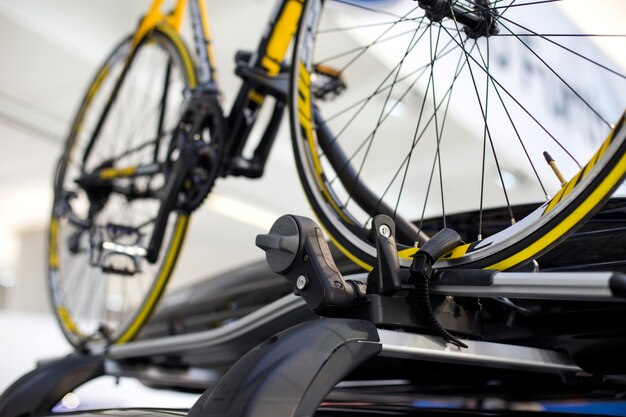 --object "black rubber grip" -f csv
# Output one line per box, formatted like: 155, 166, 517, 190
609, 273, 626, 299
420, 228, 465, 261
413, 272, 468, 349
432, 269, 496, 286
